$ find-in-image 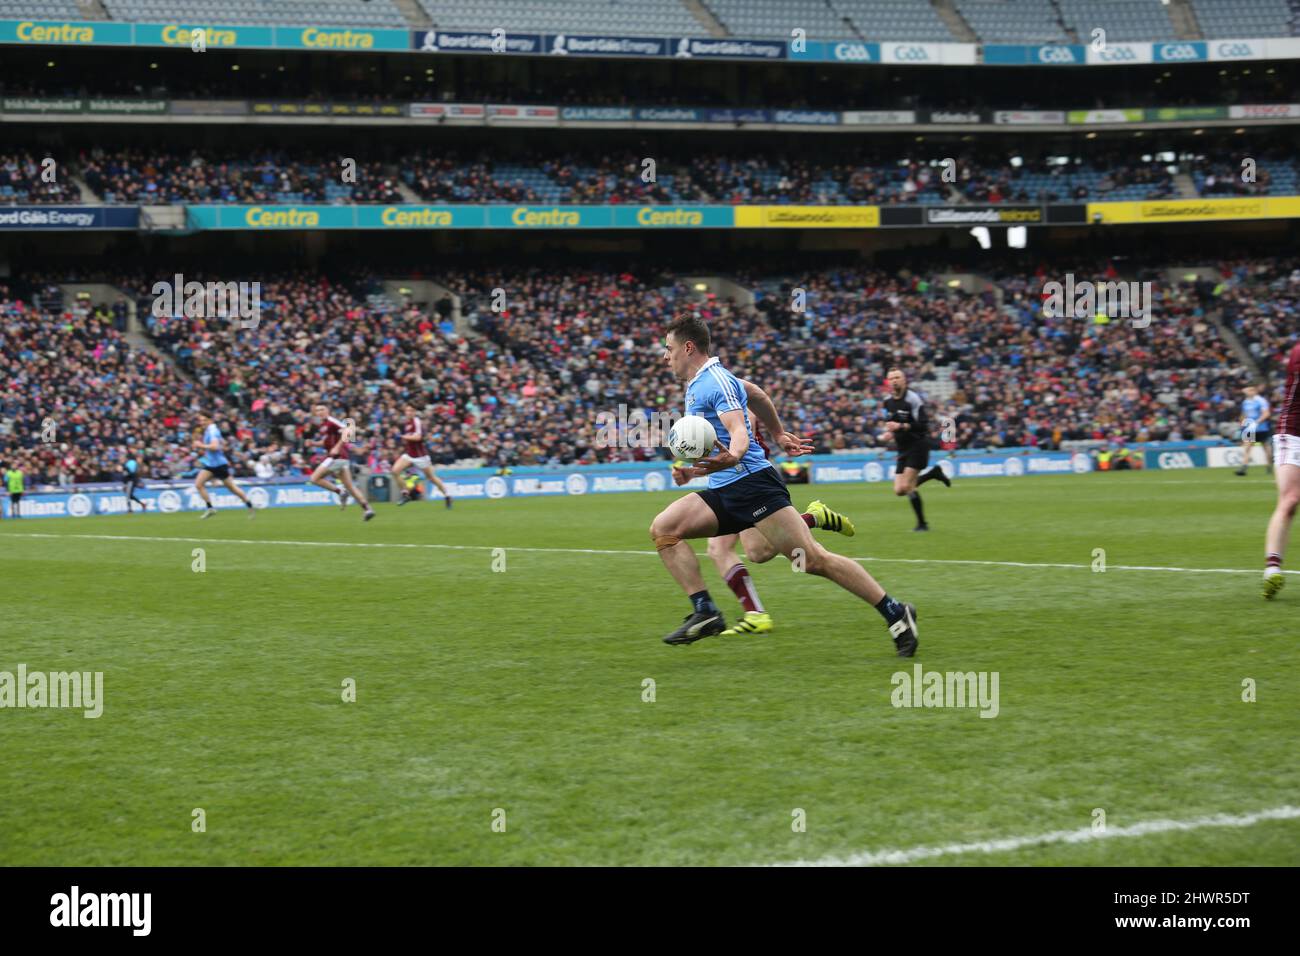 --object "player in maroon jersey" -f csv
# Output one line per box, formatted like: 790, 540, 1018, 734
1263, 341, 1300, 599
307, 402, 375, 521
702, 380, 855, 636
391, 403, 453, 508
